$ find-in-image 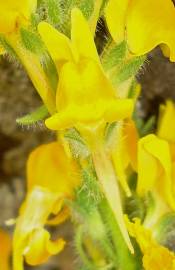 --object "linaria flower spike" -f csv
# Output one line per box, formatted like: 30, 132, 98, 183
38, 8, 134, 253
